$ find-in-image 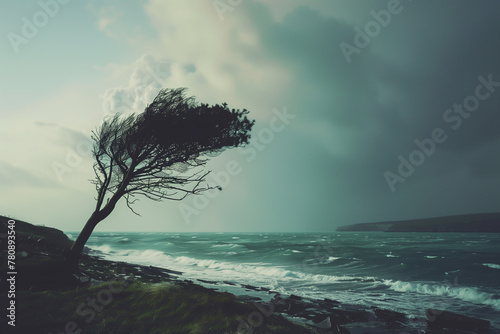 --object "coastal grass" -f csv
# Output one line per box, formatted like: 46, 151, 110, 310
14, 281, 313, 334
